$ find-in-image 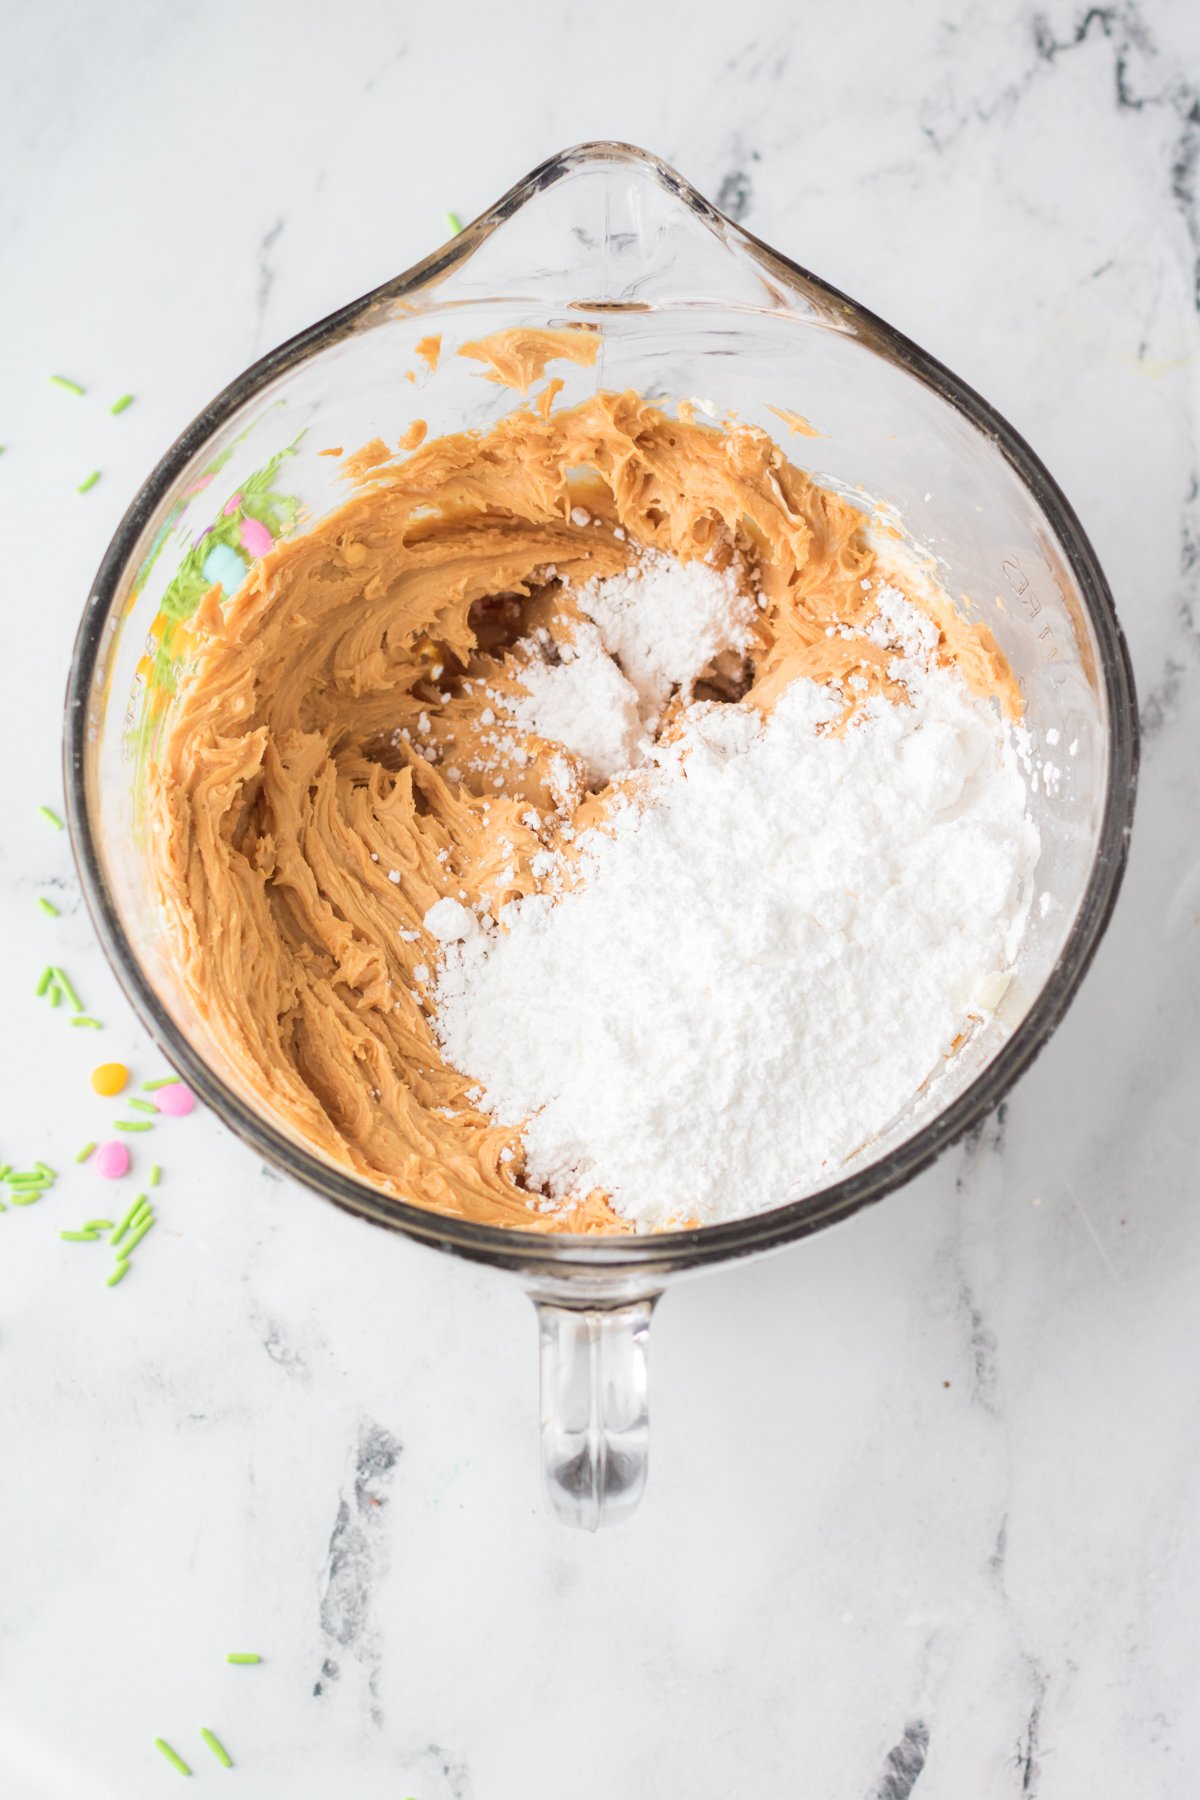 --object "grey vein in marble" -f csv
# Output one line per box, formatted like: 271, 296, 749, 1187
872, 1719, 930, 1800
314, 1416, 402, 1725
254, 214, 285, 345
716, 133, 760, 222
